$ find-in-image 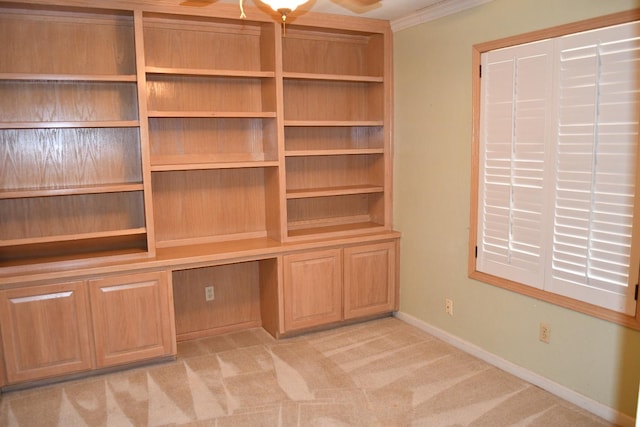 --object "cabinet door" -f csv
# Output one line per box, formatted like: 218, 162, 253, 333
344, 241, 397, 320
89, 271, 175, 368
283, 249, 343, 332
0, 281, 93, 384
